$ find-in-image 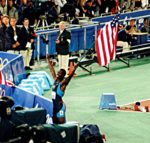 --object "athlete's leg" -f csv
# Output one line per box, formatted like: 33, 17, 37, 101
56, 103, 66, 124
52, 116, 58, 124
57, 117, 65, 124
